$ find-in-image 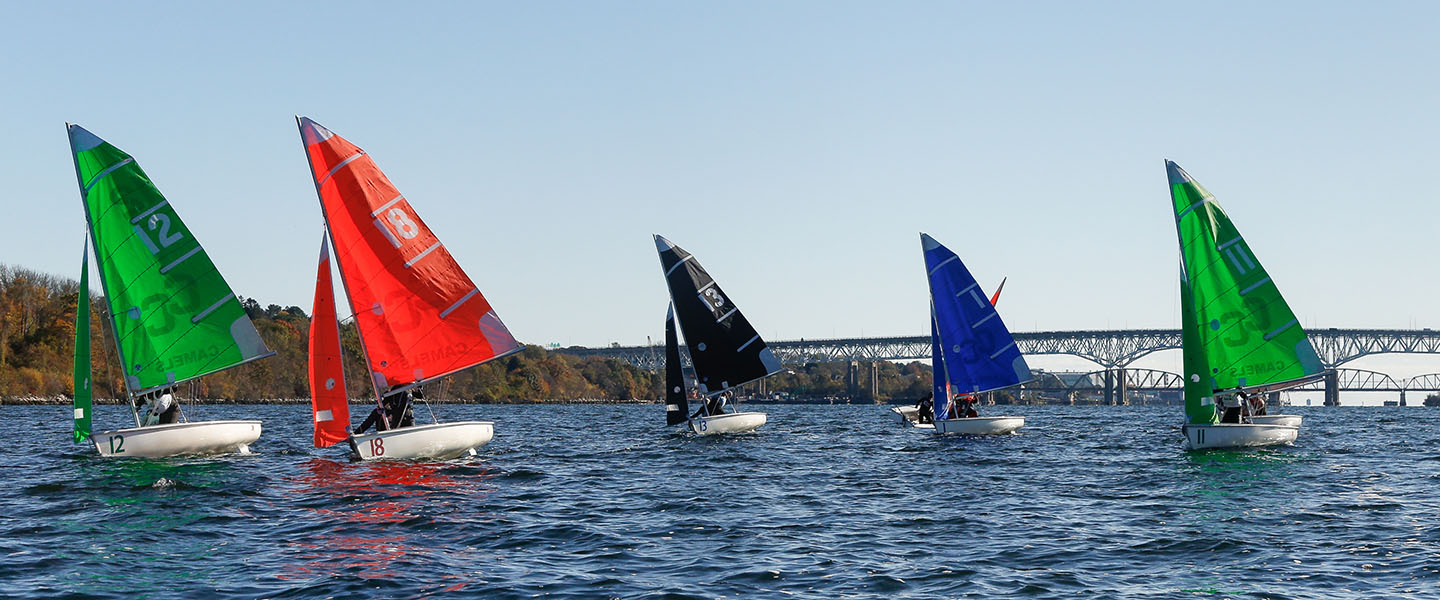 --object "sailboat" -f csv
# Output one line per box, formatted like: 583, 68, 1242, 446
921, 233, 1031, 435
297, 117, 522, 460
67, 124, 273, 458
655, 235, 782, 435
1168, 160, 1323, 449
893, 275, 1009, 427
